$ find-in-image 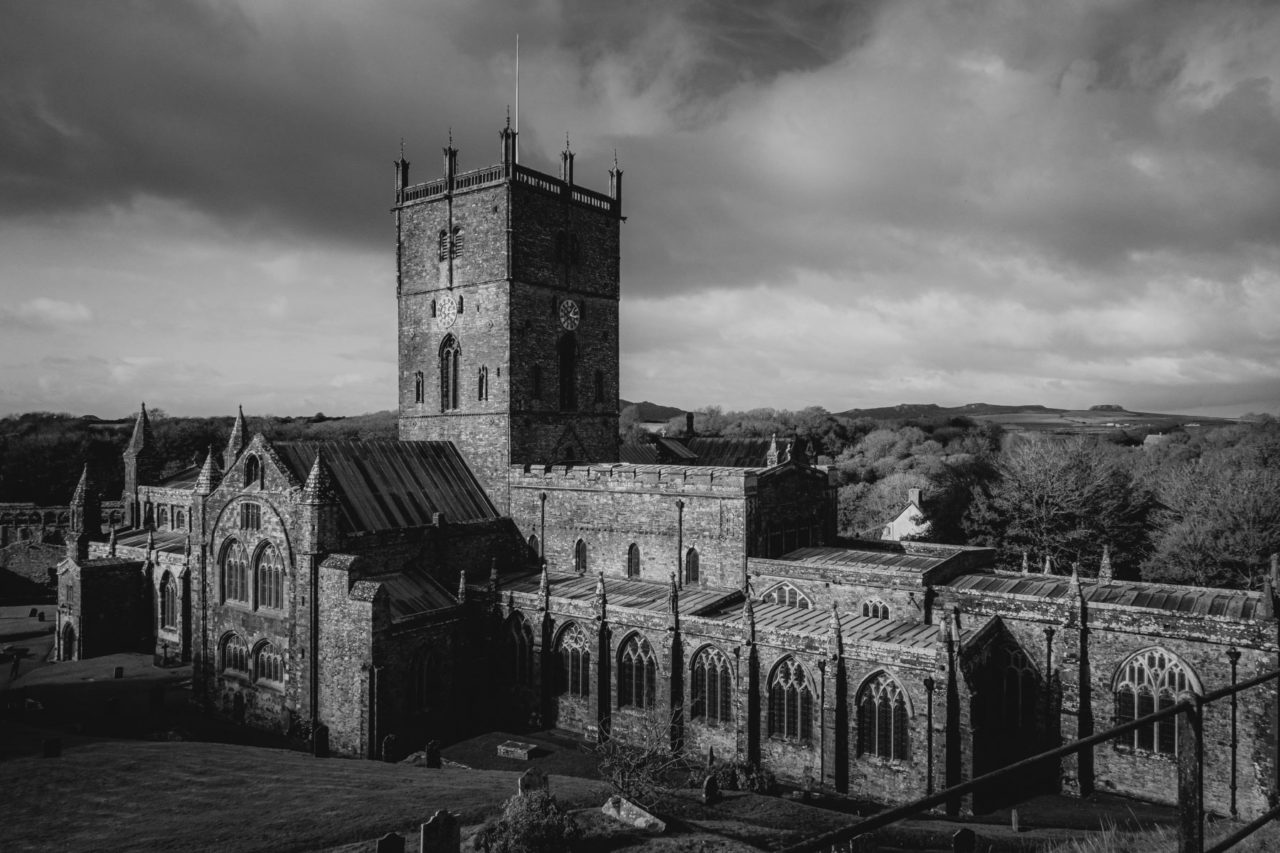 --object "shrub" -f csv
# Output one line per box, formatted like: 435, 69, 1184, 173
473, 790, 581, 853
